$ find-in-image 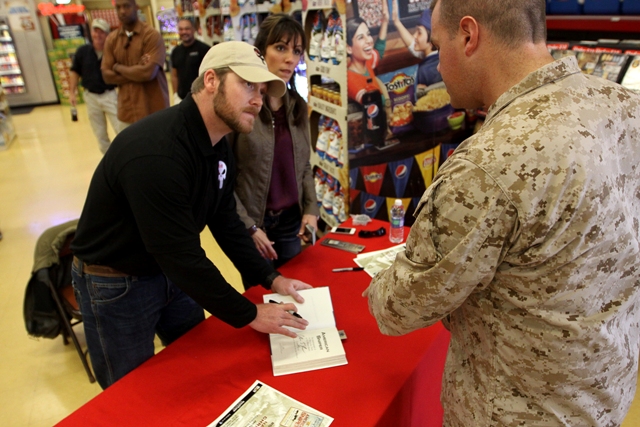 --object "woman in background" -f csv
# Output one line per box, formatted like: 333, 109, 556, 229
231, 14, 319, 269
346, 2, 389, 104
